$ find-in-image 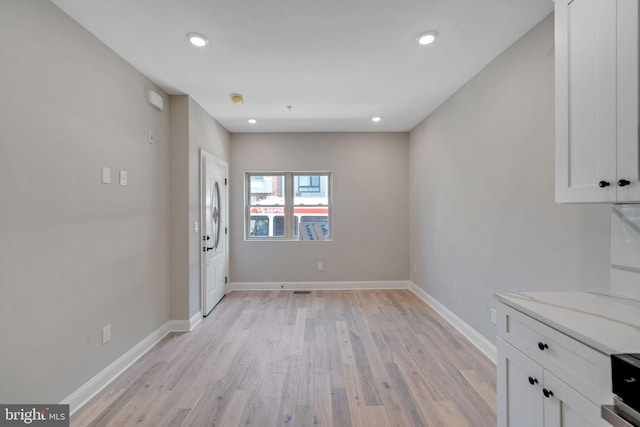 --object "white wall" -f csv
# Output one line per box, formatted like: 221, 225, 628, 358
409, 14, 611, 343
230, 133, 409, 283
0, 0, 171, 403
